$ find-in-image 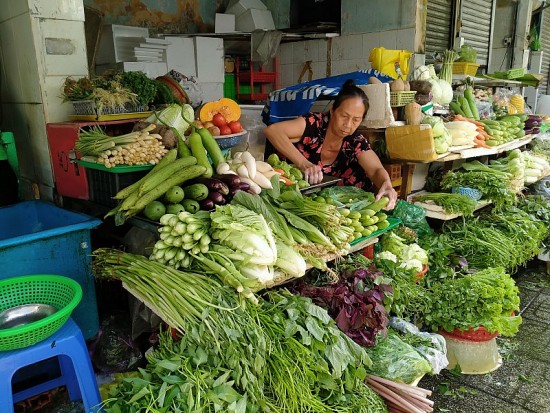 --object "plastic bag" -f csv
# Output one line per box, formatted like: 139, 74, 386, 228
364, 330, 432, 384
528, 176, 550, 200
168, 70, 203, 109
318, 186, 376, 210
390, 317, 448, 374
91, 312, 144, 374
391, 200, 433, 238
